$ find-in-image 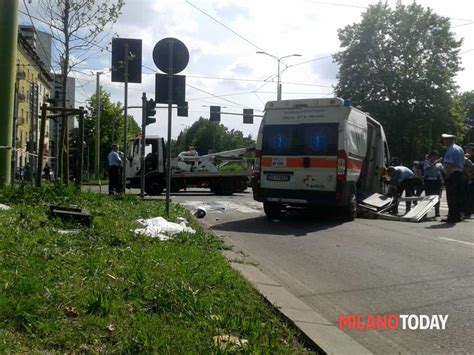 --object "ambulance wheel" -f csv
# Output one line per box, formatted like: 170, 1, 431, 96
339, 195, 357, 221
264, 202, 282, 219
